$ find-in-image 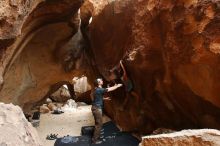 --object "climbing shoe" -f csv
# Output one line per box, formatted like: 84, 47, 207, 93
46, 134, 58, 140
52, 109, 64, 114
